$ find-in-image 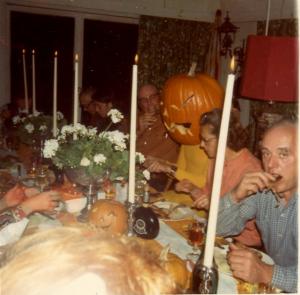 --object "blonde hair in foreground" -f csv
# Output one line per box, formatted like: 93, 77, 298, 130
0, 227, 176, 295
